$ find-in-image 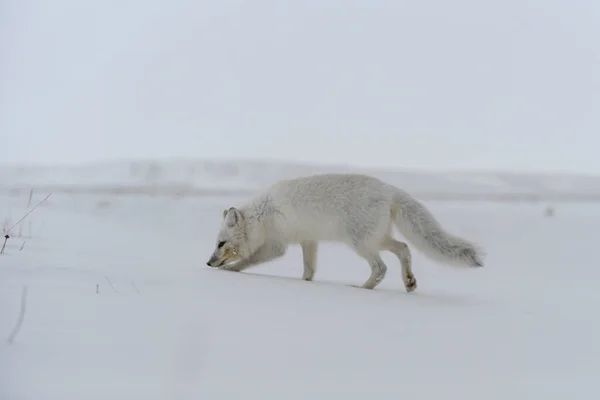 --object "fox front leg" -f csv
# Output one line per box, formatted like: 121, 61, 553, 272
300, 241, 318, 281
